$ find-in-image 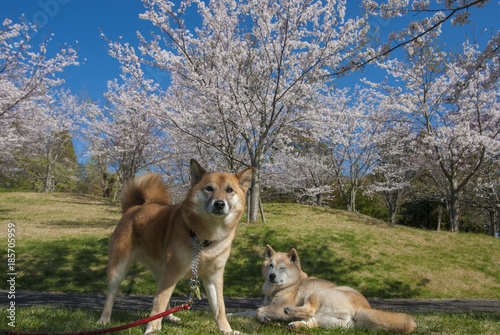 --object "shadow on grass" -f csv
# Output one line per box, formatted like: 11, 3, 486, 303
10, 237, 110, 293
5, 236, 169, 296
308, 205, 390, 227
51, 193, 118, 207
0, 208, 14, 215
225, 228, 423, 299
468, 312, 500, 322
4, 226, 424, 299
46, 218, 119, 229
